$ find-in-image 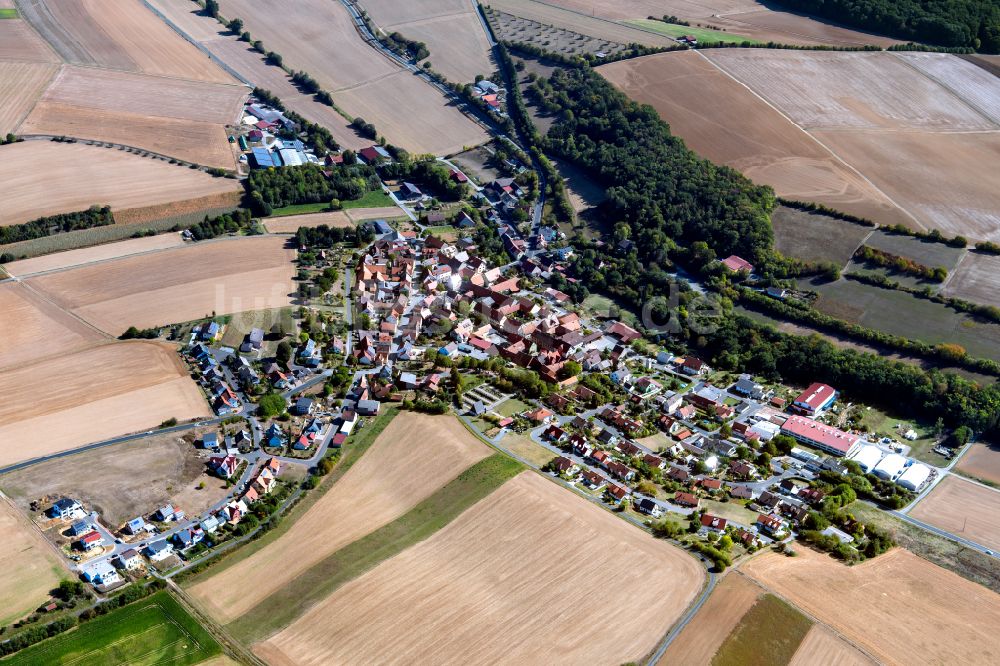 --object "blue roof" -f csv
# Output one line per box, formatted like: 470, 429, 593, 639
127, 517, 144, 529
251, 147, 276, 168
372, 219, 392, 234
